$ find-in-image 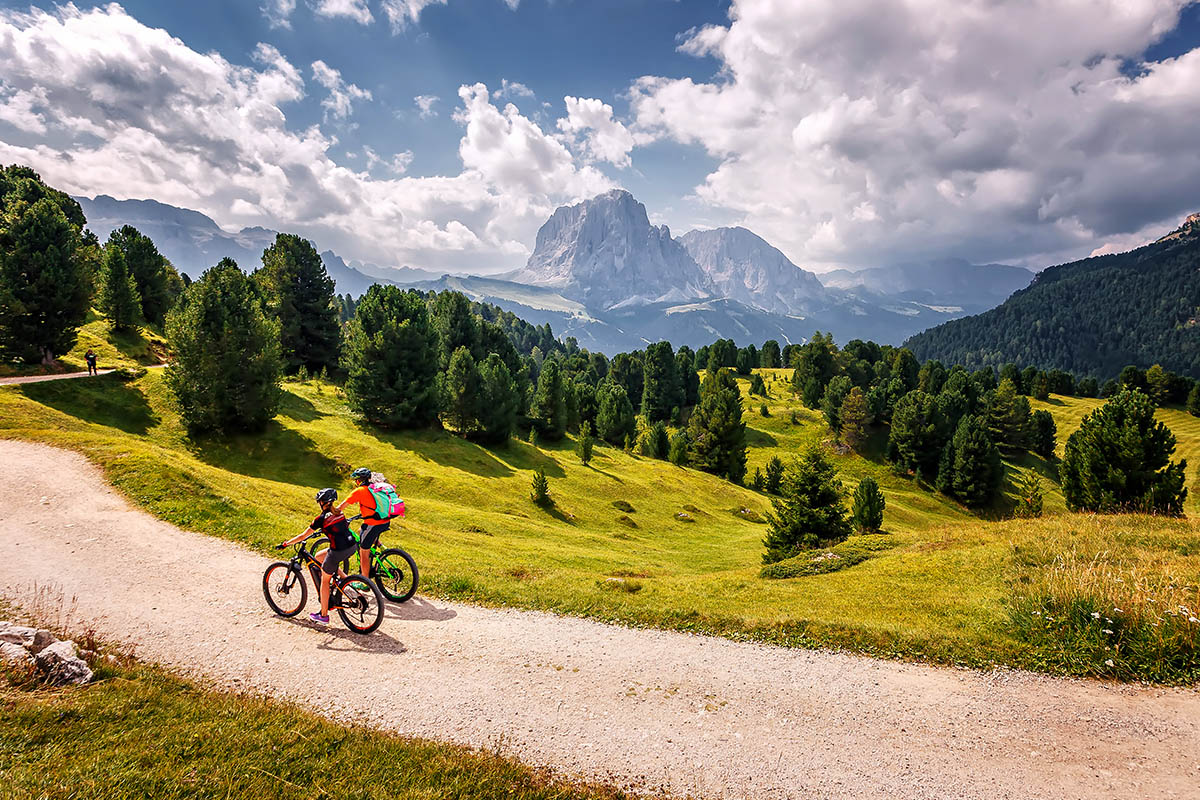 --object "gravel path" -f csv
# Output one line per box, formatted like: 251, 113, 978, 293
2, 439, 1197, 799
0, 368, 114, 384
